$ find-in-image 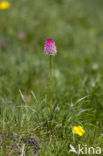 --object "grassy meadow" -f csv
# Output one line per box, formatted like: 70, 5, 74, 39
0, 0, 103, 155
